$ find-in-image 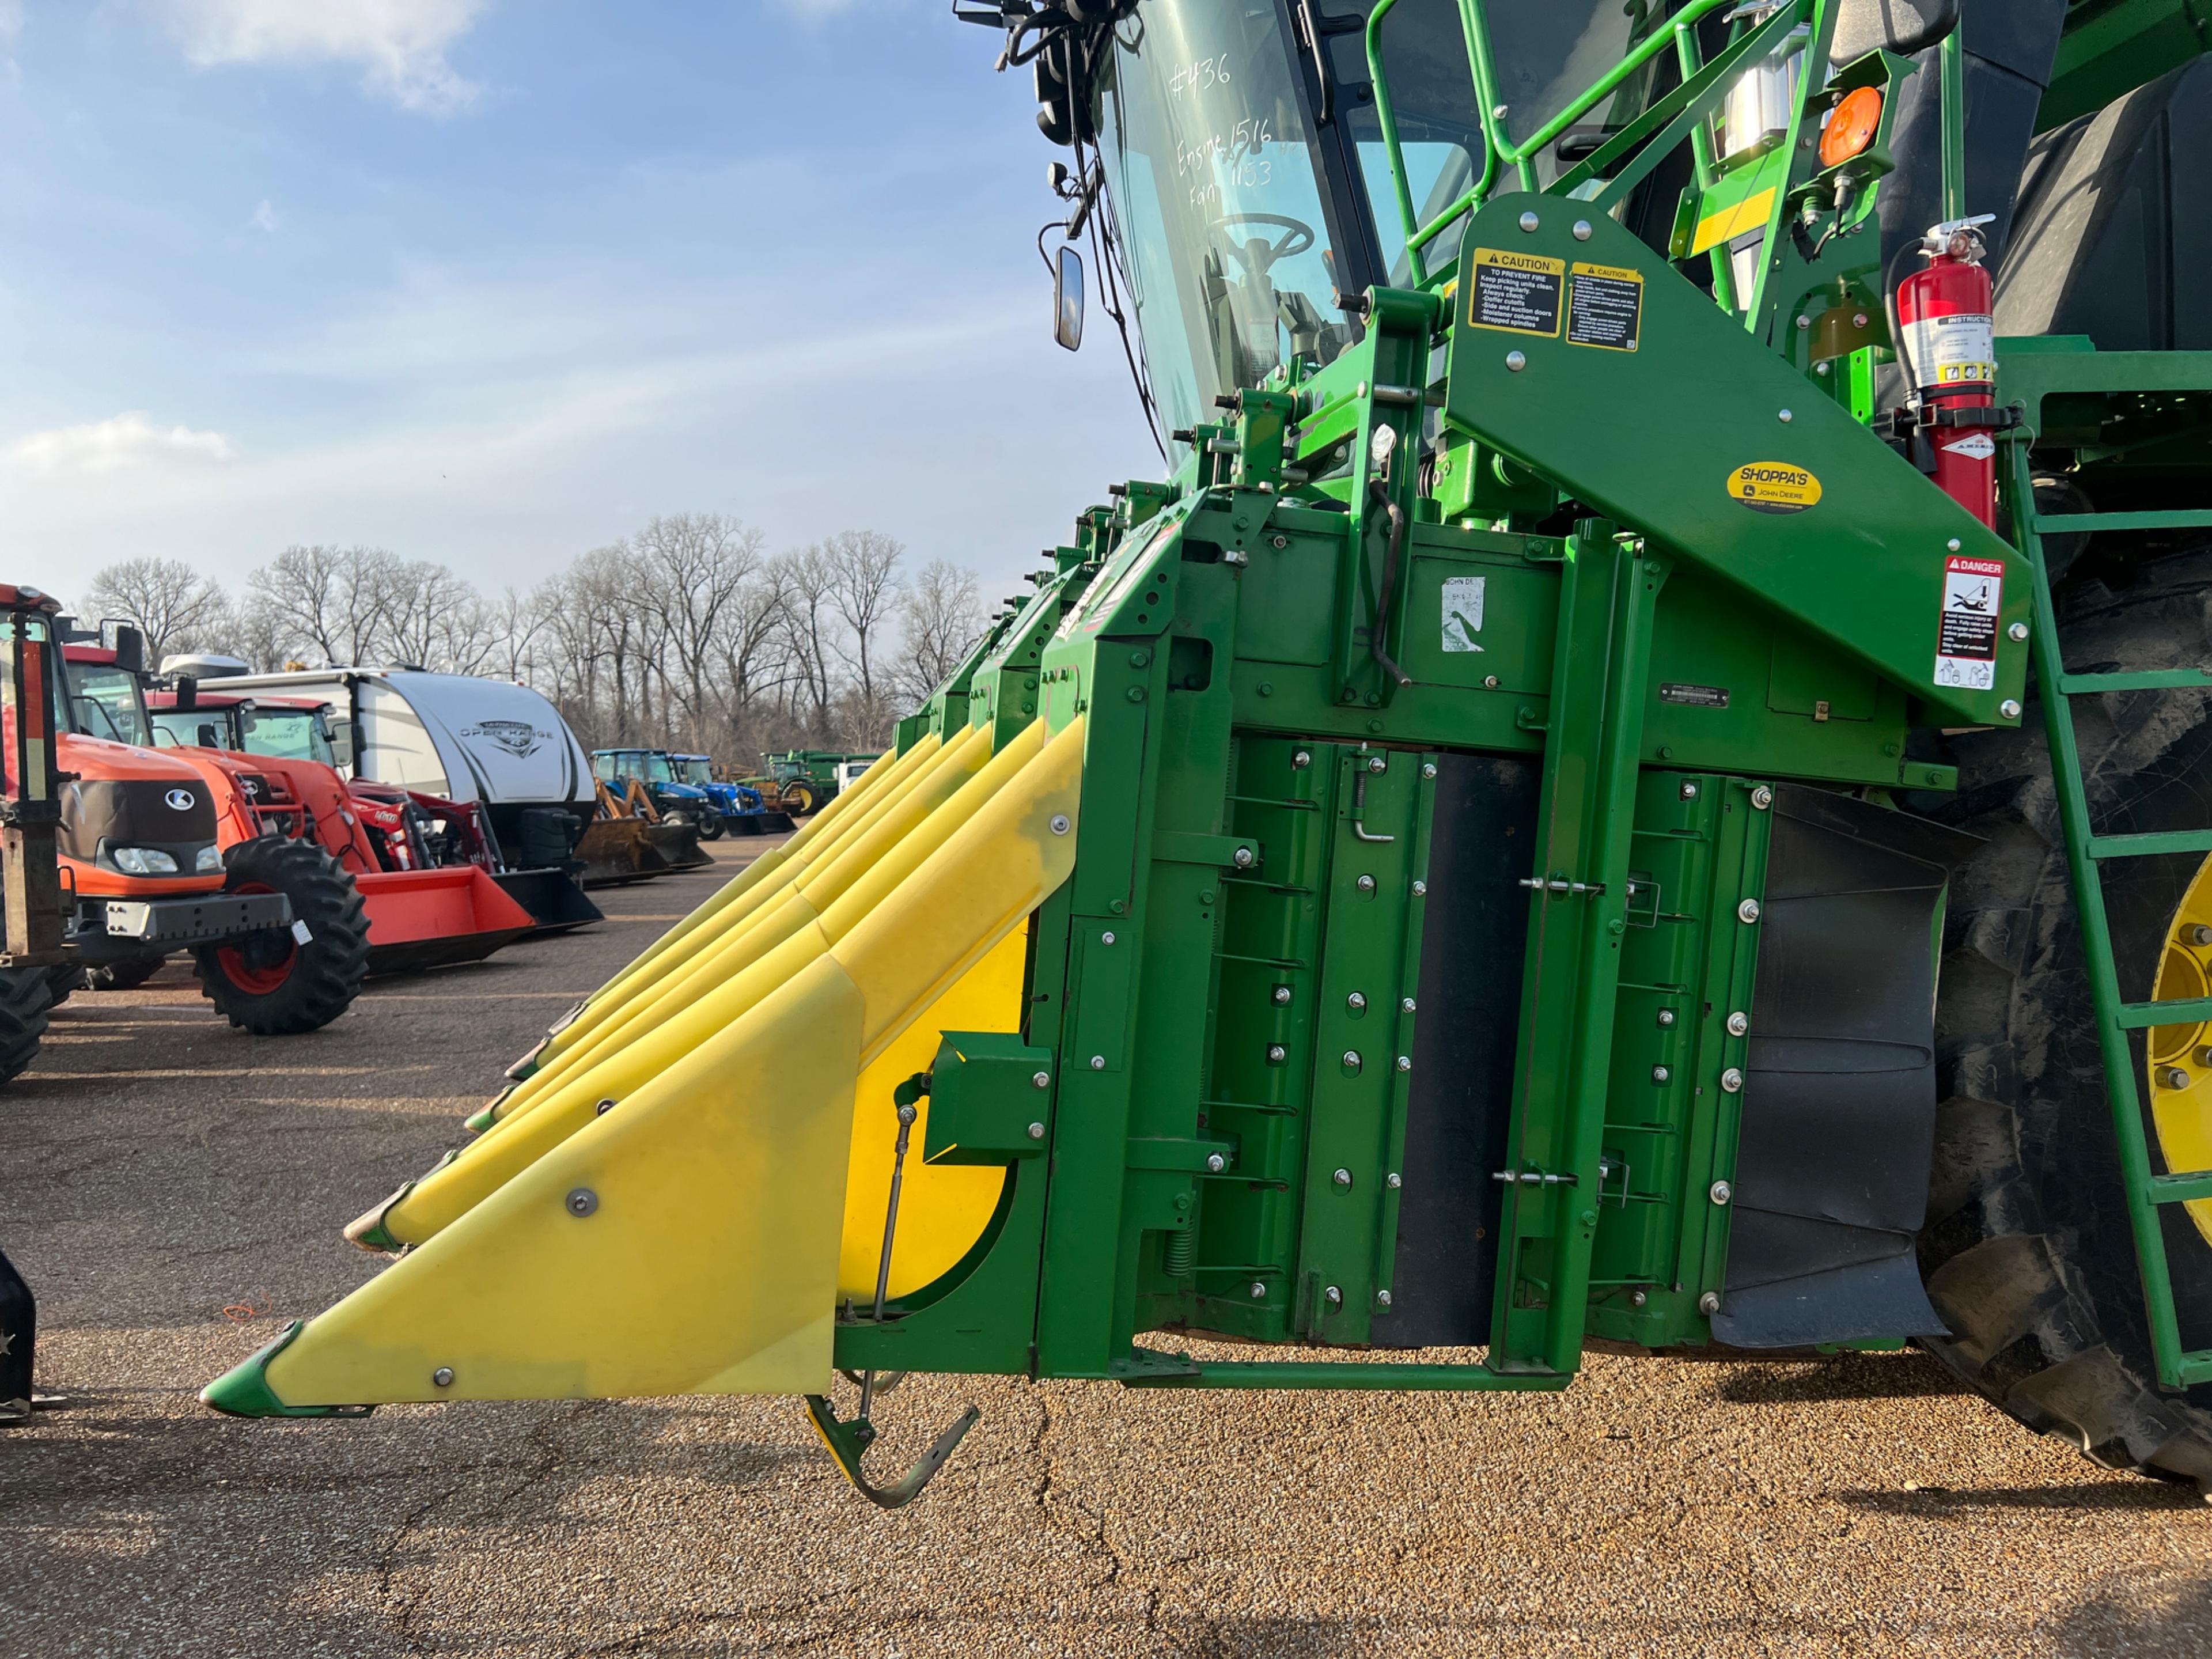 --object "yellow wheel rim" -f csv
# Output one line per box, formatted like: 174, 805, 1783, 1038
2151, 859, 2212, 1248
